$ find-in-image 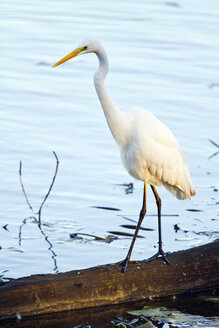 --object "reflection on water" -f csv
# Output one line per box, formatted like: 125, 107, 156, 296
19, 217, 58, 273
0, 0, 218, 282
